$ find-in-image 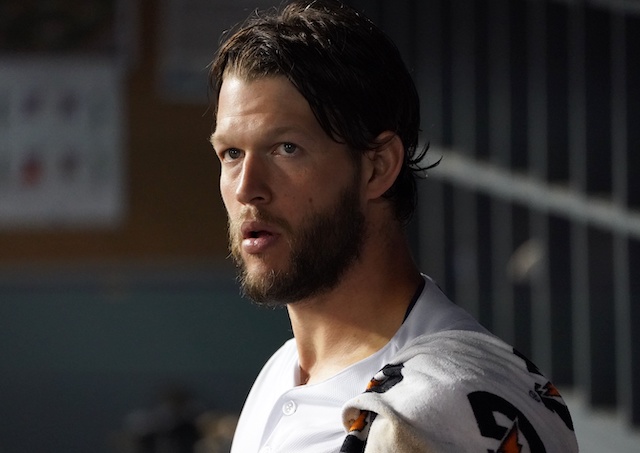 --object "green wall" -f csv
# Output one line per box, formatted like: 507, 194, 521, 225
0, 263, 291, 453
